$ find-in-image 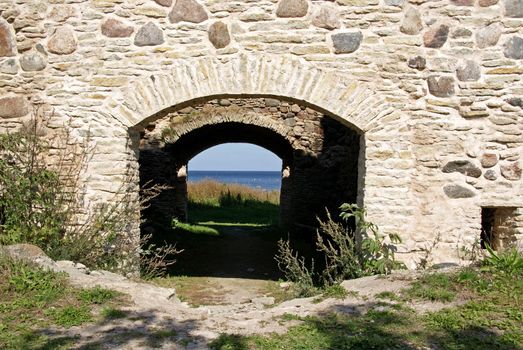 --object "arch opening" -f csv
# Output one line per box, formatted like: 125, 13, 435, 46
186, 143, 285, 227
138, 97, 362, 279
